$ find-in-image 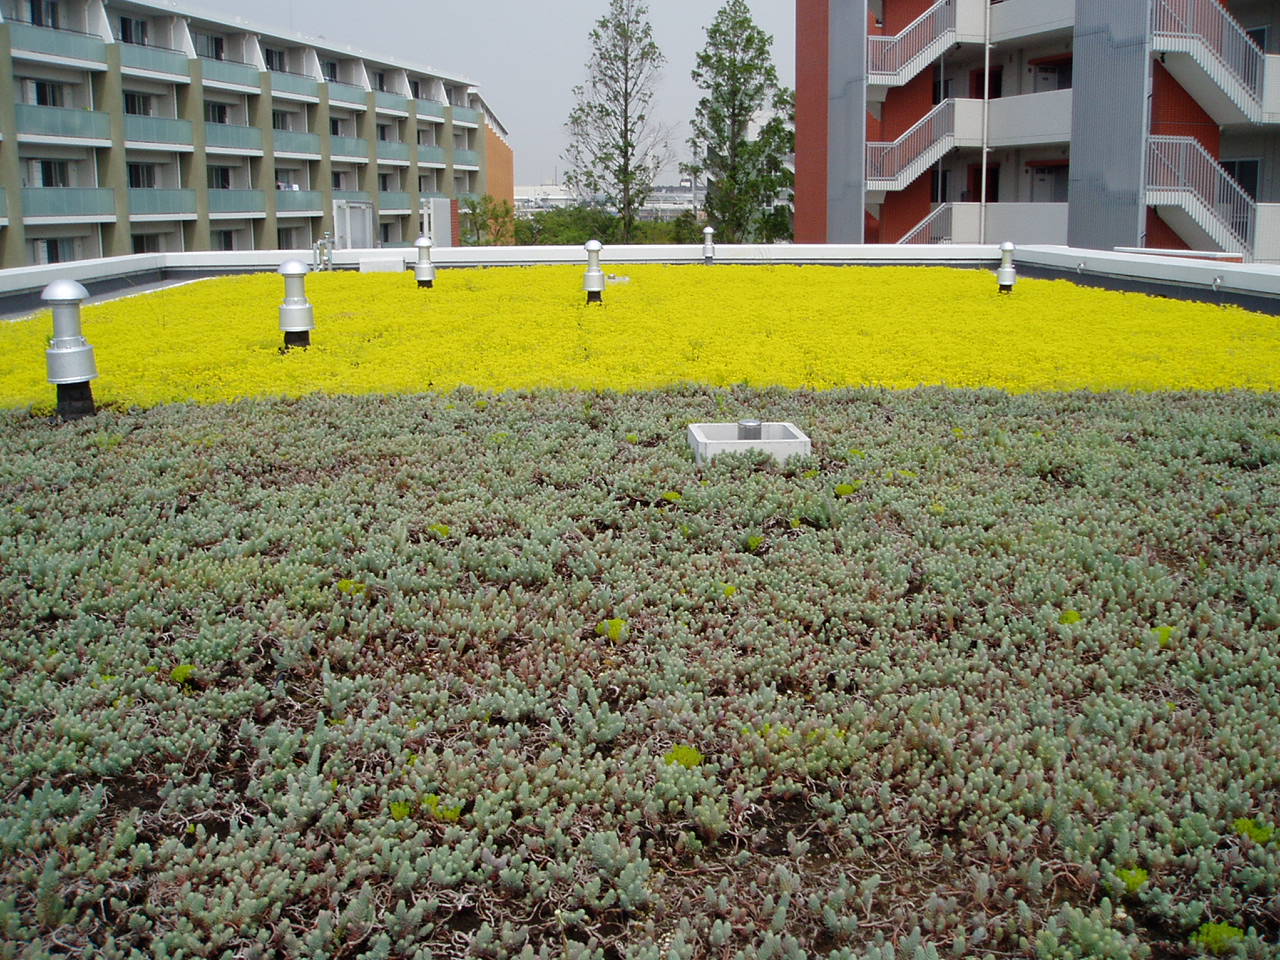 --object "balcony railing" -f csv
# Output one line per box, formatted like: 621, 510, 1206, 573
1147, 134, 1255, 253
376, 140, 411, 162
374, 90, 410, 112
418, 145, 446, 166
867, 99, 954, 185
124, 114, 193, 145
272, 130, 322, 155
333, 190, 372, 203
416, 101, 447, 121
7, 21, 106, 62
200, 57, 259, 87
378, 191, 412, 211
0, 189, 7, 220
204, 123, 263, 152
270, 71, 320, 99
15, 104, 111, 141
898, 203, 953, 244
452, 148, 482, 167
450, 106, 481, 125
327, 81, 368, 106
868, 0, 955, 81
128, 188, 196, 216
1152, 0, 1263, 100
330, 135, 370, 159
22, 187, 115, 219
275, 190, 323, 213
208, 188, 266, 214
120, 42, 190, 76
